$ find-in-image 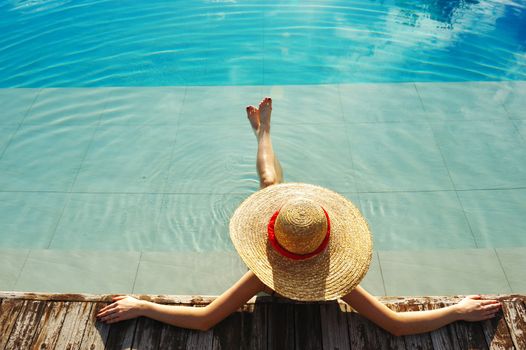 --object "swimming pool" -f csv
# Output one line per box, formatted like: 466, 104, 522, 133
1, 0, 525, 86
0, 0, 525, 296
